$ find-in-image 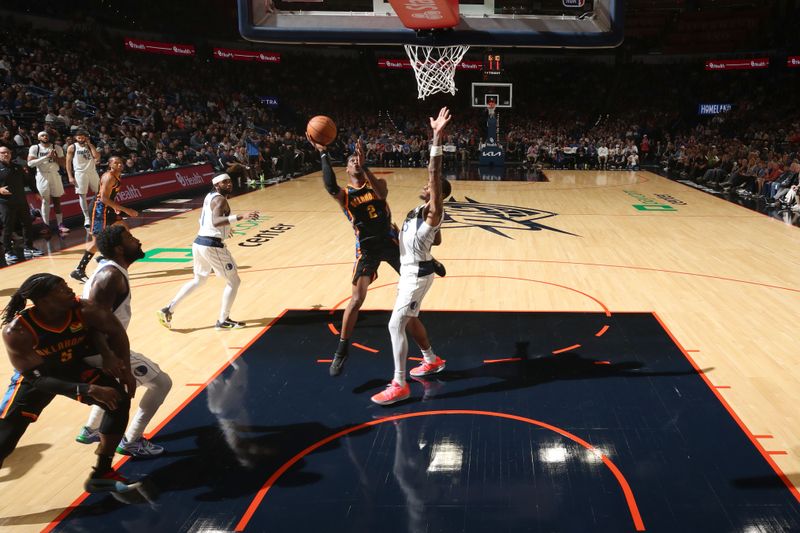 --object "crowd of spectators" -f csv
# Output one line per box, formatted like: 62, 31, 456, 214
1, 15, 799, 219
